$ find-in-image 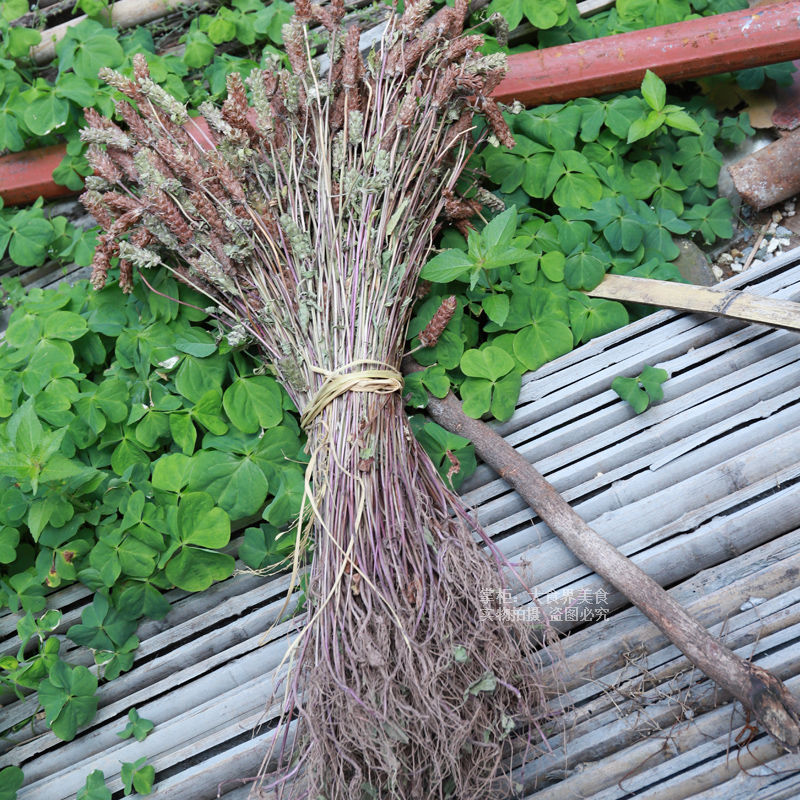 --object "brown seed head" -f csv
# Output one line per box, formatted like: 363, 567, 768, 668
418, 295, 457, 348
481, 98, 515, 148
330, 0, 346, 25
294, 0, 313, 22
115, 100, 154, 145
133, 53, 150, 83
80, 190, 114, 231
90, 244, 112, 290
118, 258, 134, 293
342, 26, 364, 89
87, 146, 123, 185
222, 72, 252, 134
283, 18, 308, 76
151, 191, 193, 244
311, 3, 336, 33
